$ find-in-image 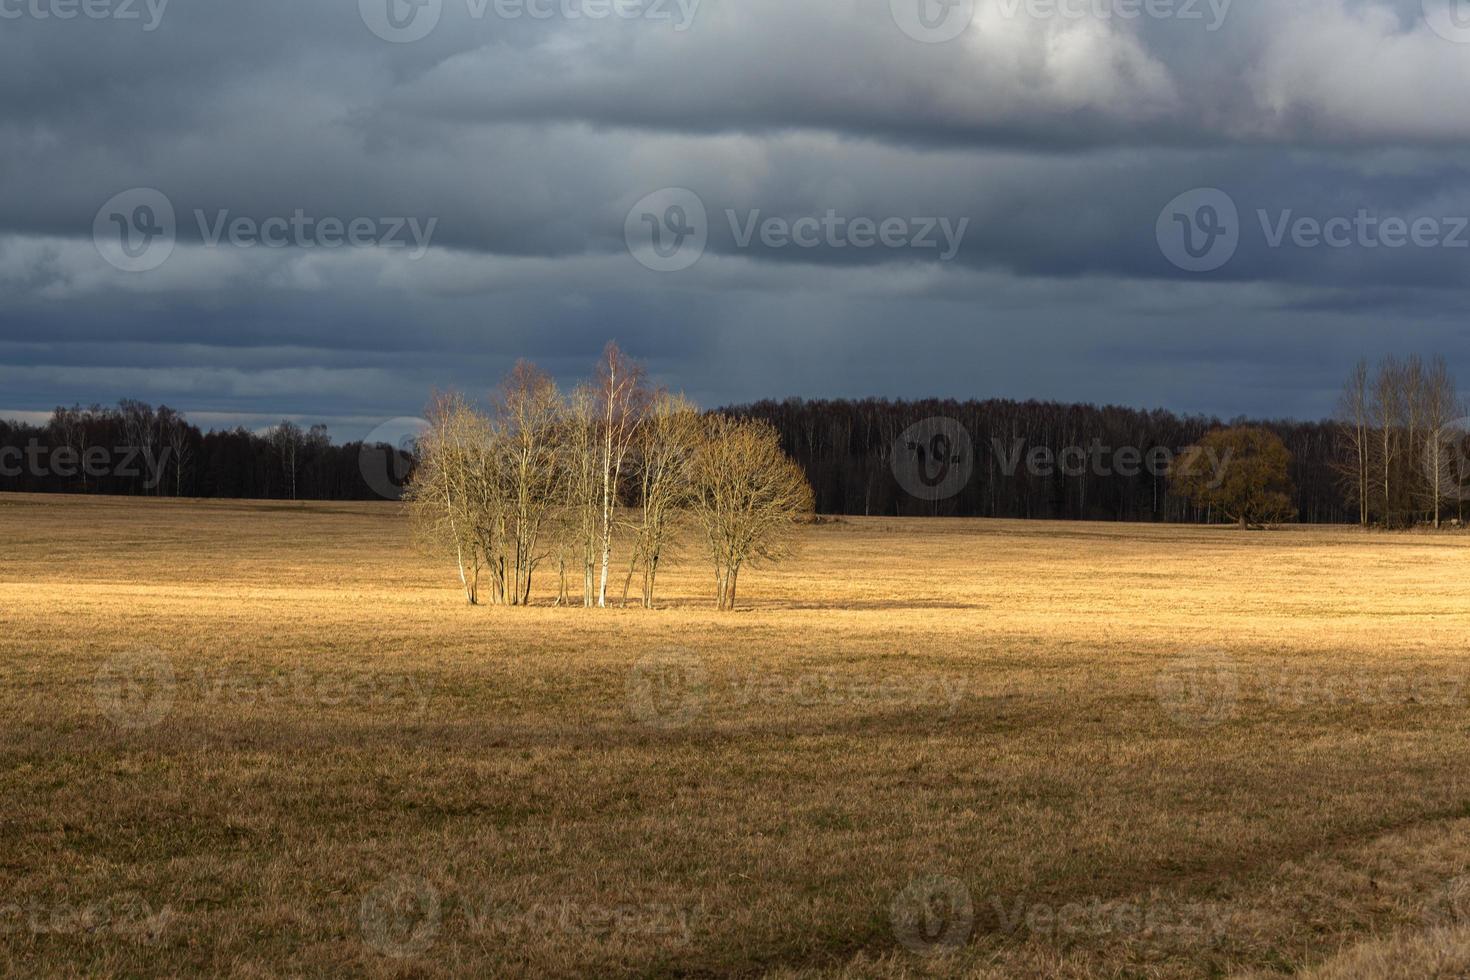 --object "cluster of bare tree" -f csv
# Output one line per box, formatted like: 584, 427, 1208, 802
405, 344, 813, 610
1336, 356, 1465, 528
